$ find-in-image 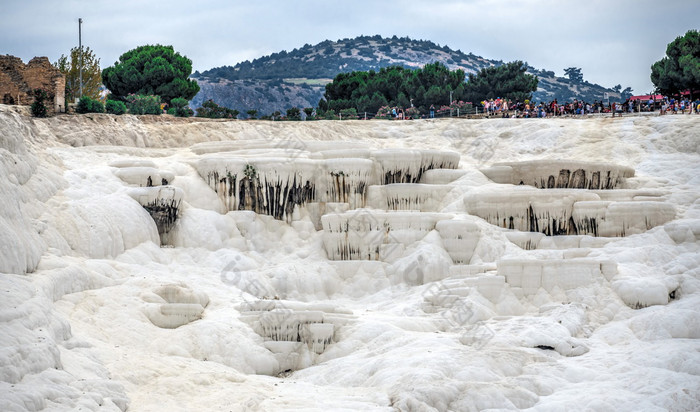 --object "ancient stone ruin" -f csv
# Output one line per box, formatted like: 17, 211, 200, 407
0, 55, 65, 114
